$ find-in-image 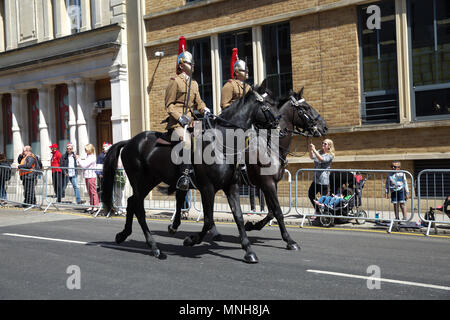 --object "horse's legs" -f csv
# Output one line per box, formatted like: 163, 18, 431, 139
262, 185, 300, 251
133, 194, 161, 258
225, 183, 258, 263
115, 195, 135, 244
168, 190, 188, 234
183, 185, 215, 246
